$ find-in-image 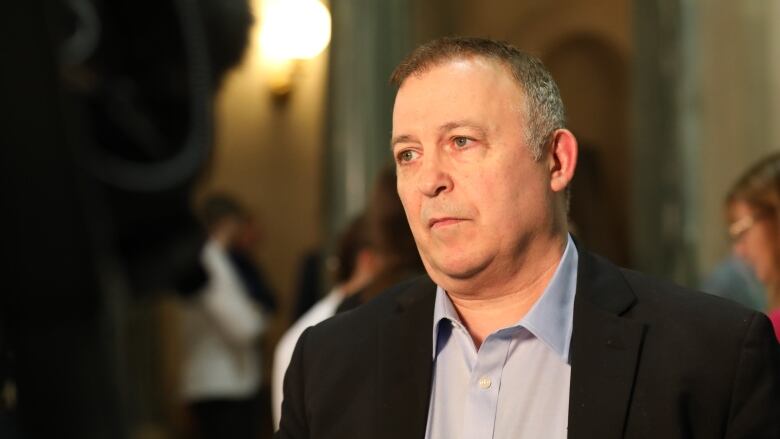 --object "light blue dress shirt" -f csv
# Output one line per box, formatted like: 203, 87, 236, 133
425, 235, 578, 439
